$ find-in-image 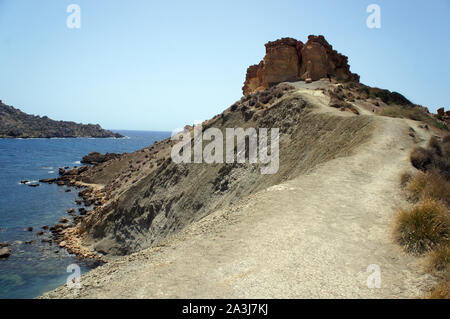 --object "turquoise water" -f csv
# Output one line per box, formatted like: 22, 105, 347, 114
0, 130, 170, 298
